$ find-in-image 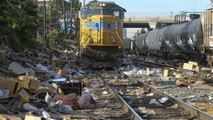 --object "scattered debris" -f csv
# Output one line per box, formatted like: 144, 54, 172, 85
1, 45, 213, 119
8, 62, 29, 75
159, 97, 169, 103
